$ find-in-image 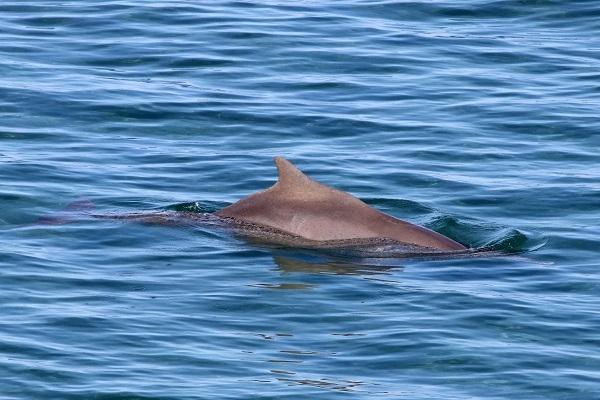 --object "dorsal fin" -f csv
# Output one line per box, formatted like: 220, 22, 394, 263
273, 156, 321, 193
